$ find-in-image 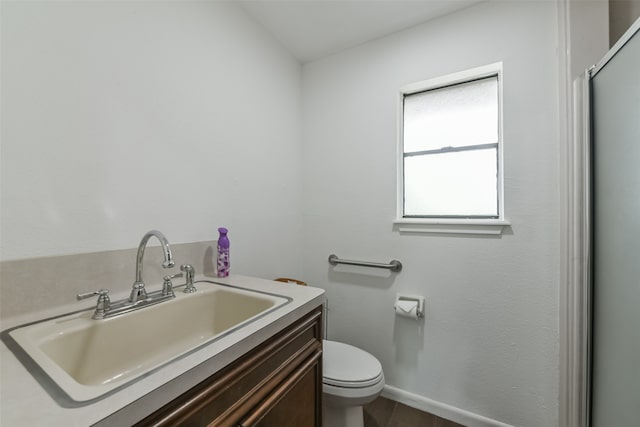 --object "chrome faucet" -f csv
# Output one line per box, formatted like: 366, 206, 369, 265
130, 230, 175, 303
77, 230, 200, 319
